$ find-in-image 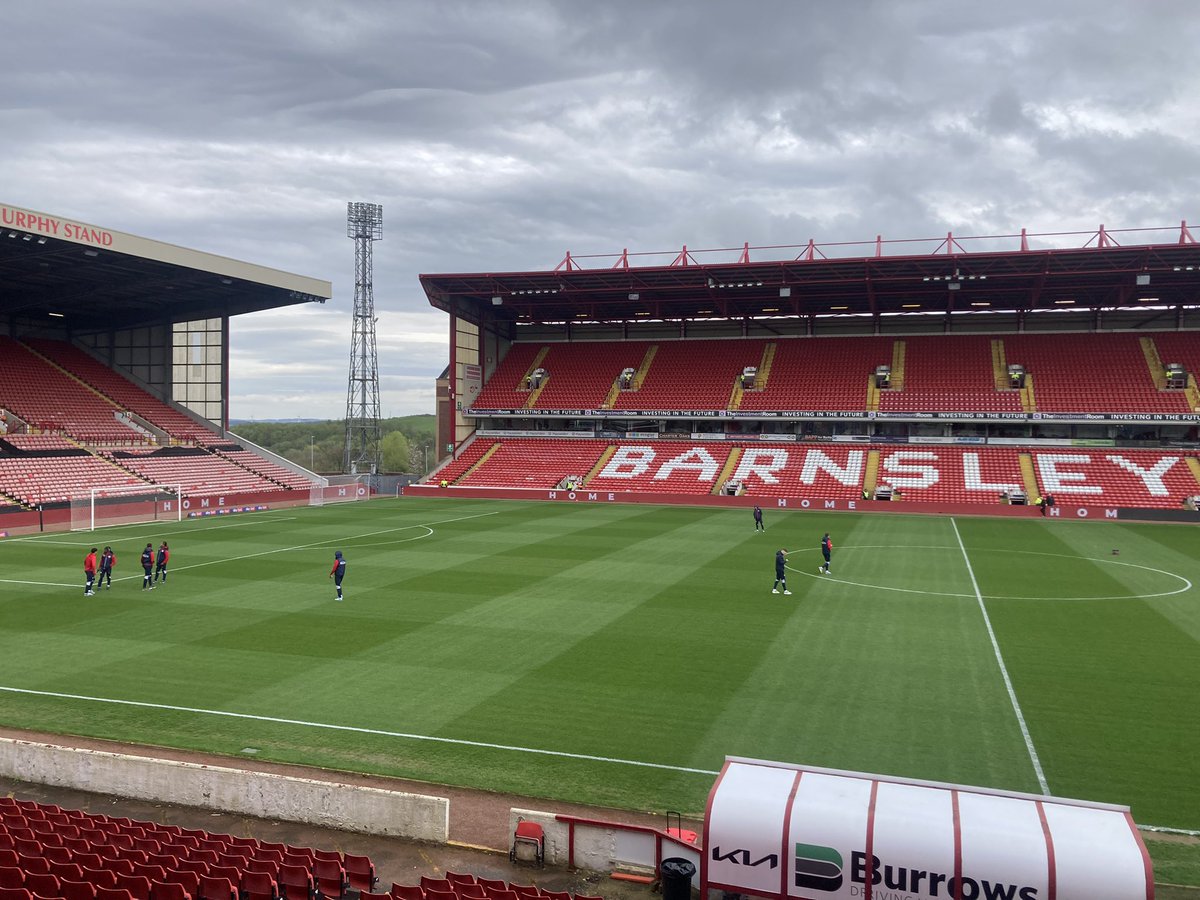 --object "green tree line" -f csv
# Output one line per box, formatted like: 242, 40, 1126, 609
230, 415, 437, 475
